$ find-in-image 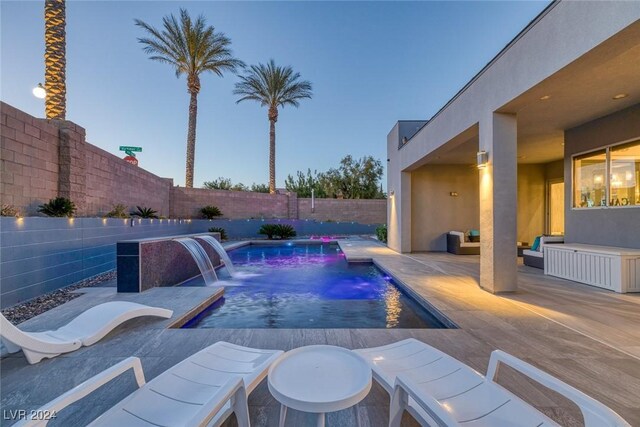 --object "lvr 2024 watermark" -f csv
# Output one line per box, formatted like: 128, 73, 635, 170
3, 410, 57, 421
